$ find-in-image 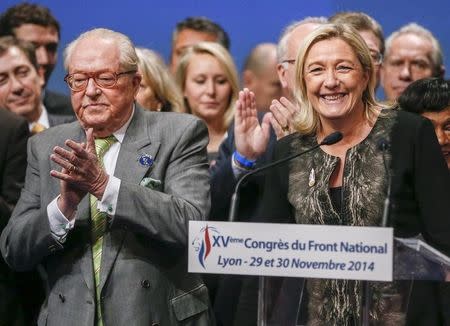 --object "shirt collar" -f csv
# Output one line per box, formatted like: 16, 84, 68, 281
111, 105, 135, 143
